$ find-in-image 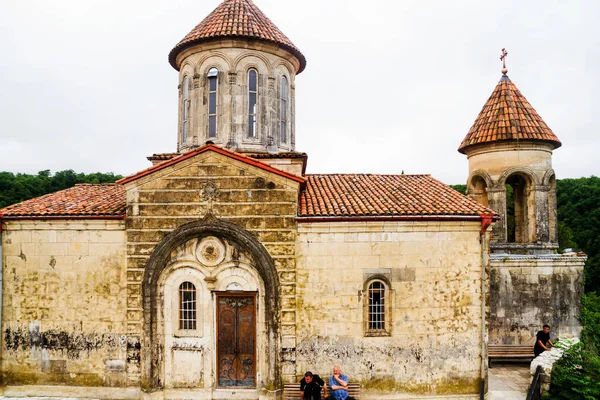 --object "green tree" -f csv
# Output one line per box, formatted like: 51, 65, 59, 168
0, 170, 122, 208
